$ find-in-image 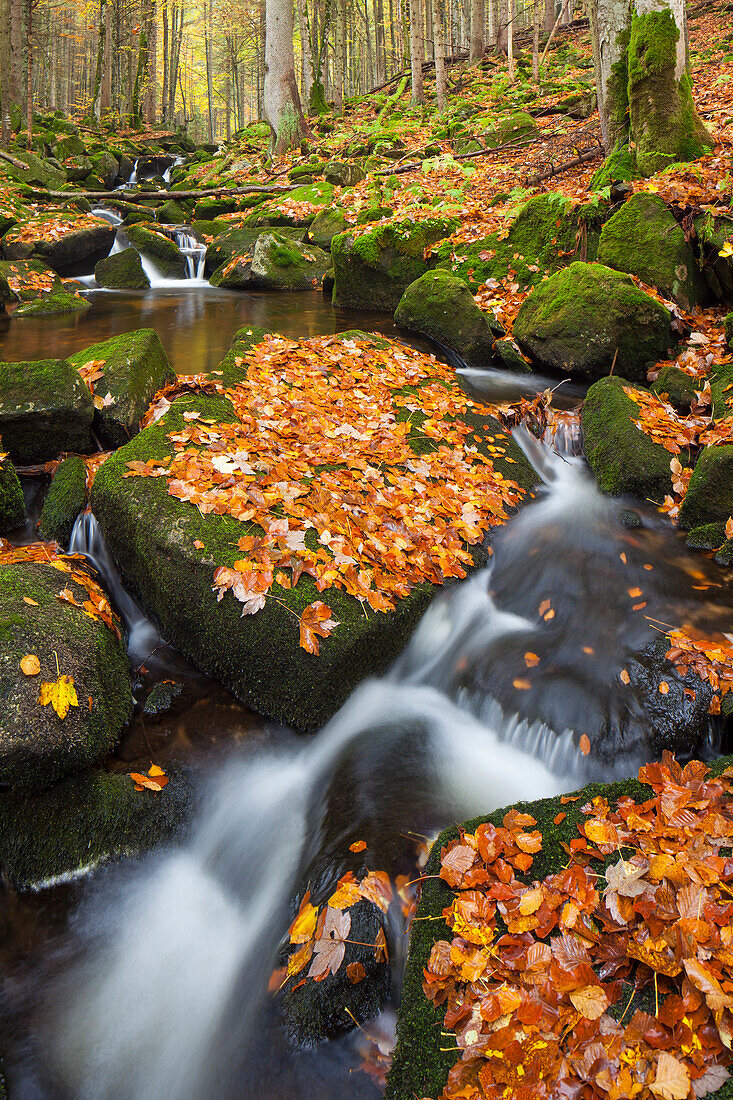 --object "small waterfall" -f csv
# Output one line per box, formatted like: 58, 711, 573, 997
69, 512, 159, 663
172, 228, 207, 280
127, 159, 139, 187
163, 155, 185, 184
